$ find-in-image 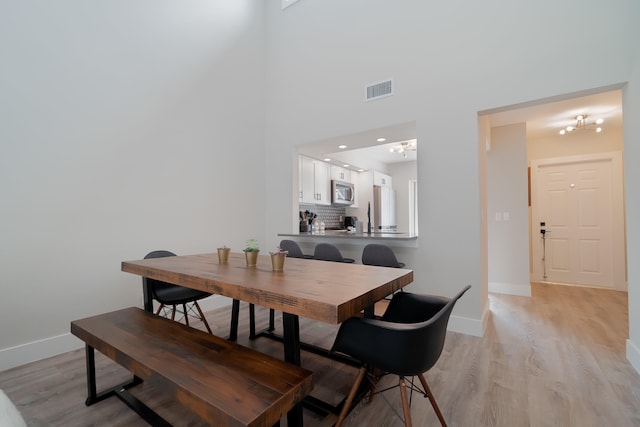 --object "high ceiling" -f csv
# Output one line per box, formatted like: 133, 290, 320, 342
297, 88, 623, 172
